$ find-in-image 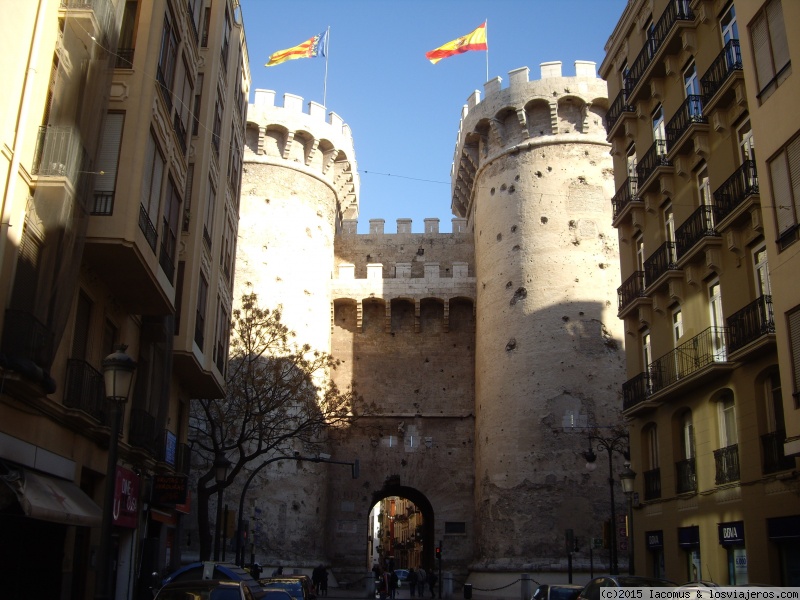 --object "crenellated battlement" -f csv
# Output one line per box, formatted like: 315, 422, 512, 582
244, 89, 360, 219
450, 60, 610, 218
339, 217, 469, 236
